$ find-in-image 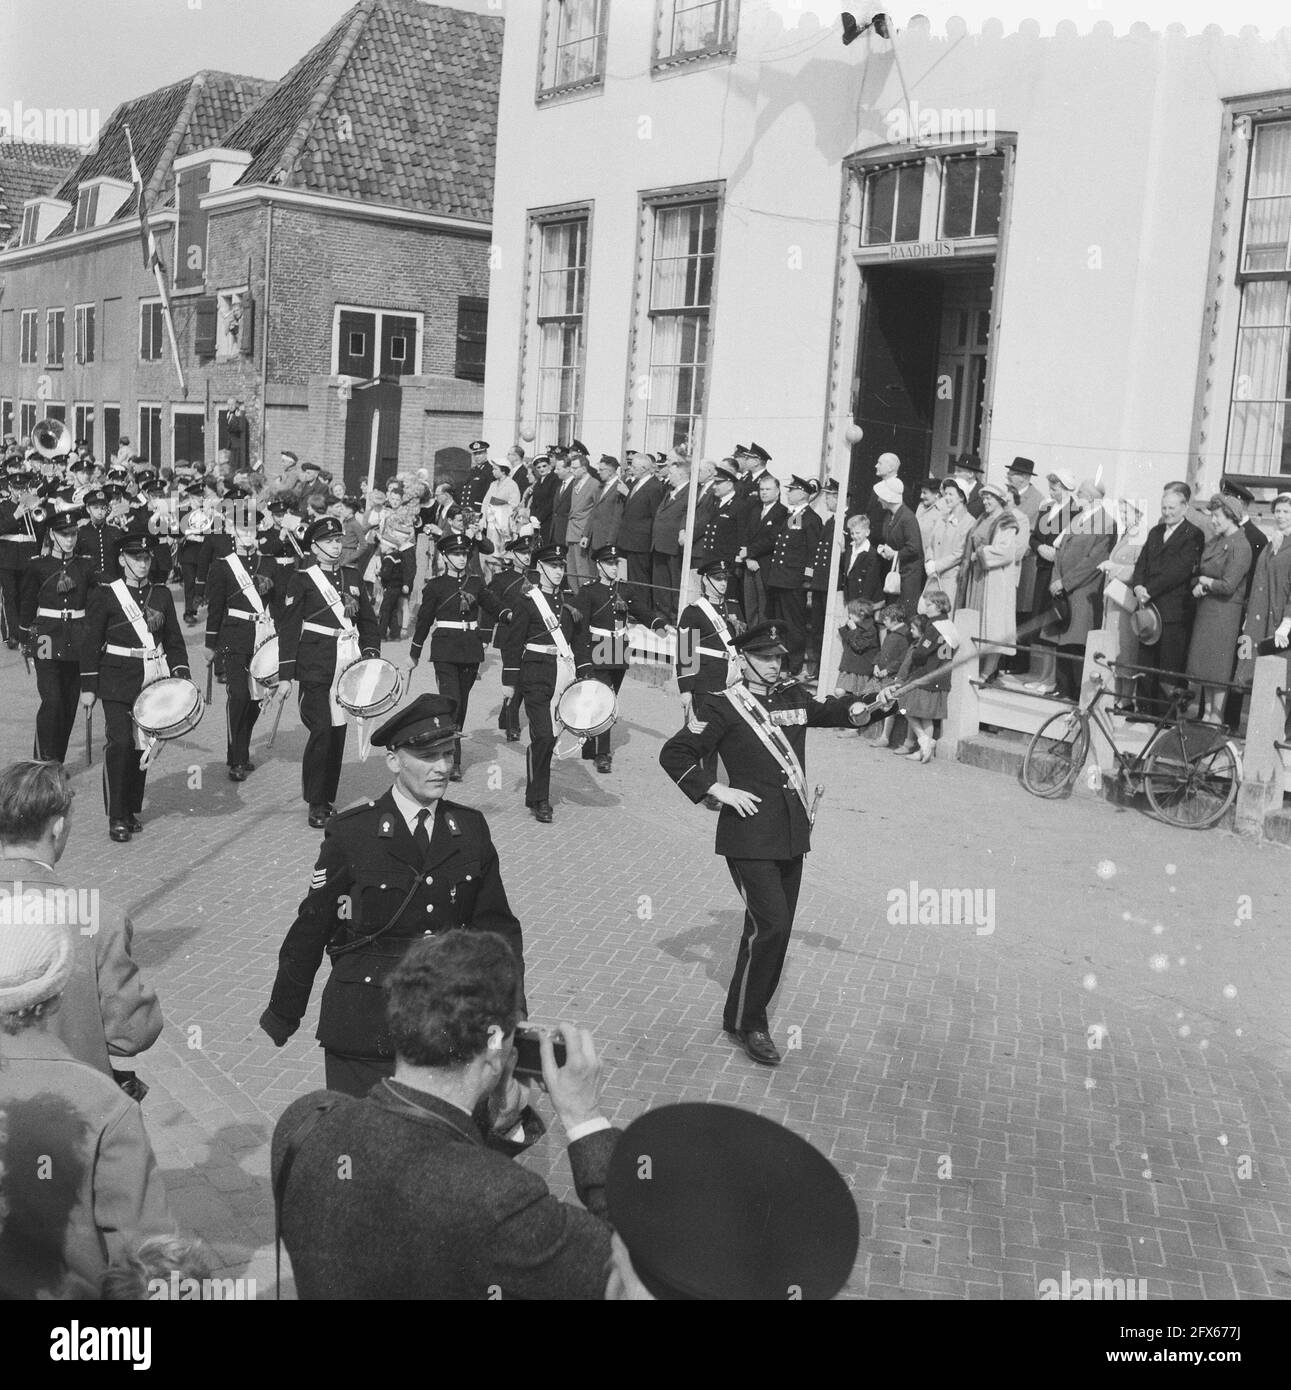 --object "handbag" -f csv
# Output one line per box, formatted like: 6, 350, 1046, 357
1104, 577, 1137, 612
883, 554, 901, 595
